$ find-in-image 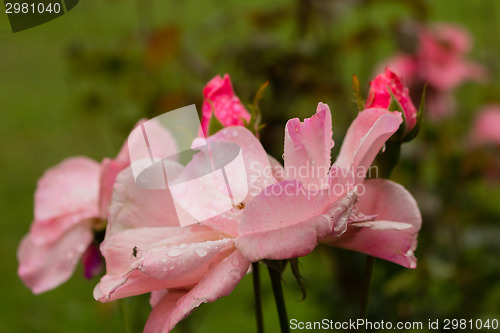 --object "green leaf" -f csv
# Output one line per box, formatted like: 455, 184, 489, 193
402, 84, 426, 143
372, 141, 401, 179
290, 258, 307, 301
352, 75, 365, 111
253, 80, 269, 108
387, 87, 407, 142
207, 99, 224, 136
246, 80, 269, 137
